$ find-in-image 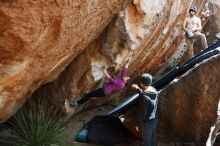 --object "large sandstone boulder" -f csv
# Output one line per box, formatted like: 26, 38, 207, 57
0, 0, 126, 123
0, 3, 217, 145
32, 0, 209, 110
1, 0, 220, 145
118, 54, 220, 146
158, 55, 220, 144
